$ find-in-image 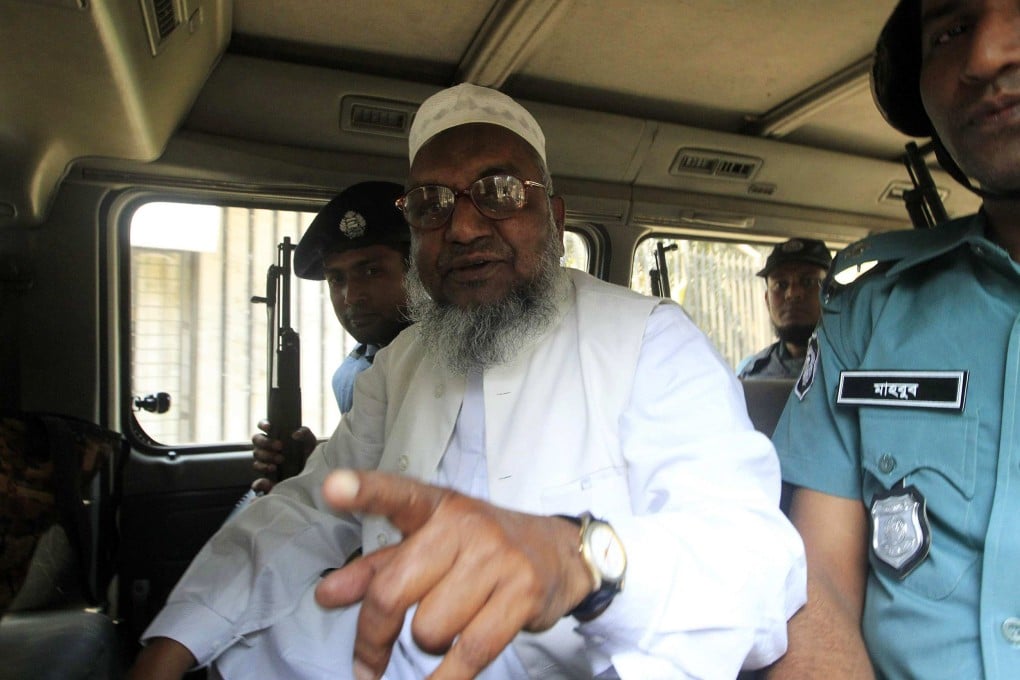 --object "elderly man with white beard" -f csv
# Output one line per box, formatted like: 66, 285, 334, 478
130, 83, 806, 680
